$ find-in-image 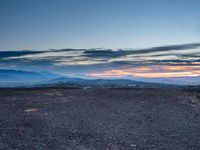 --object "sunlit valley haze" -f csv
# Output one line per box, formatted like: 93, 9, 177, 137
0, 0, 200, 85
